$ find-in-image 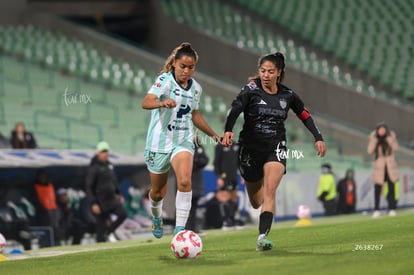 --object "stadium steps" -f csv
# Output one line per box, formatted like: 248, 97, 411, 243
232, 0, 414, 101
0, 24, 371, 171
0, 25, 232, 155
160, 0, 399, 103
0, 56, 149, 153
